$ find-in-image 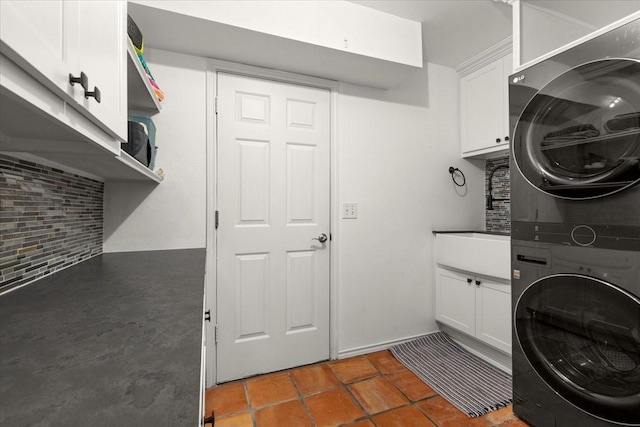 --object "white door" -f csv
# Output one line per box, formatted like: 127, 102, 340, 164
216, 73, 331, 382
